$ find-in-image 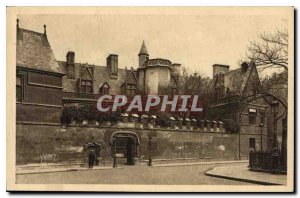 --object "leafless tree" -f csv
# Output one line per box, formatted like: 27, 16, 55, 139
178, 67, 213, 95
246, 29, 288, 72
